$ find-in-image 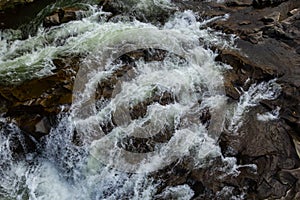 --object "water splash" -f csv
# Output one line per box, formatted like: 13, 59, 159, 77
228, 79, 281, 132
257, 106, 280, 121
